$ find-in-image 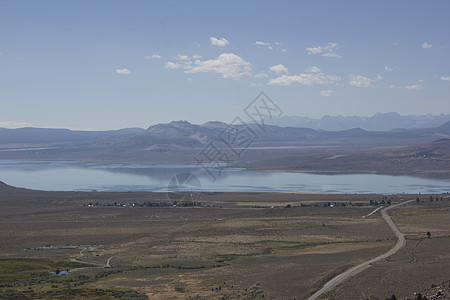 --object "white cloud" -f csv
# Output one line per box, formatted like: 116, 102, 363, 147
176, 54, 190, 61
116, 68, 131, 75
269, 66, 340, 86
186, 53, 251, 79
305, 66, 321, 73
0, 121, 32, 128
145, 54, 162, 59
165, 61, 182, 69
322, 43, 340, 57
210, 37, 229, 47
306, 45, 322, 55
165, 53, 251, 79
349, 74, 382, 87
192, 54, 202, 59
388, 84, 396, 89
320, 90, 333, 97
306, 42, 340, 58
384, 66, 399, 72
422, 42, 432, 49
417, 79, 424, 83
441, 76, 450, 81
405, 84, 423, 90
255, 41, 286, 52
269, 64, 289, 75
254, 72, 269, 78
